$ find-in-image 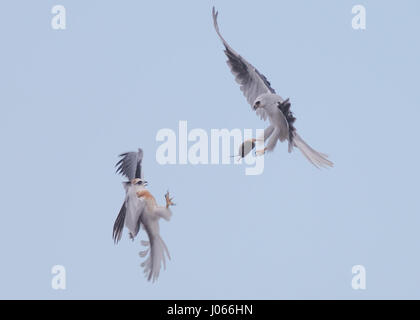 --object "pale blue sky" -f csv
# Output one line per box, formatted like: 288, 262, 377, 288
1, 0, 419, 299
